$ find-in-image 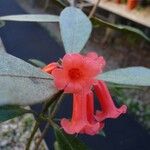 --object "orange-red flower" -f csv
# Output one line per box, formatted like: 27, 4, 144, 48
61, 90, 104, 135
51, 53, 105, 93
94, 81, 127, 122
42, 52, 127, 135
